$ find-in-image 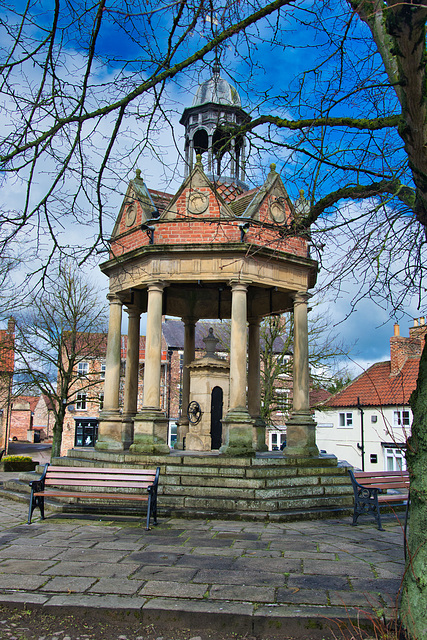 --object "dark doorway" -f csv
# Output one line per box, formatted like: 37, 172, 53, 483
210, 386, 223, 449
